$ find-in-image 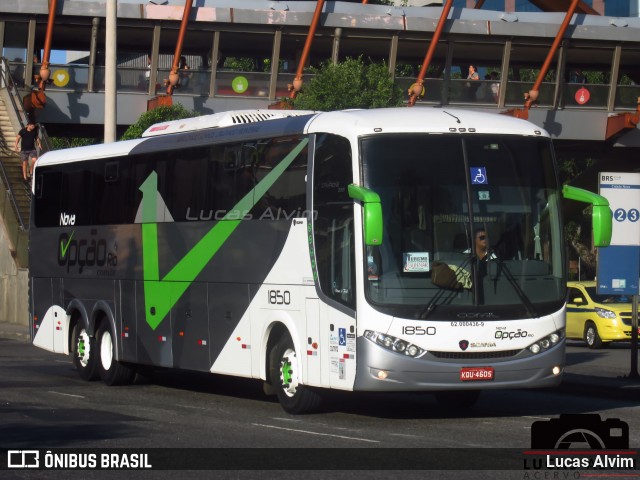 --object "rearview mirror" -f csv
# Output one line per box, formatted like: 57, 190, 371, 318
562, 185, 612, 247
348, 184, 383, 246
